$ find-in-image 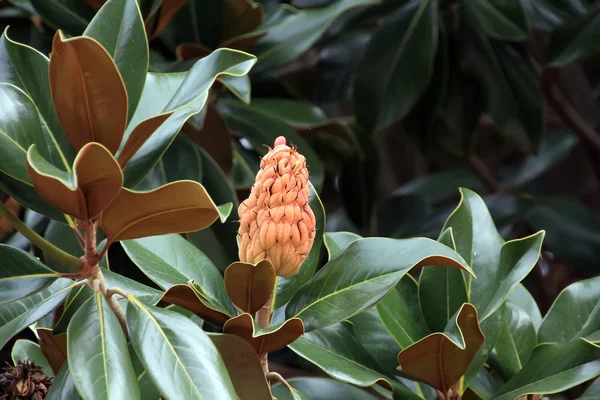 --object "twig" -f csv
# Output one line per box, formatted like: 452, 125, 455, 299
267, 372, 293, 390
465, 152, 500, 193
0, 200, 82, 271
255, 292, 274, 376
541, 68, 600, 155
